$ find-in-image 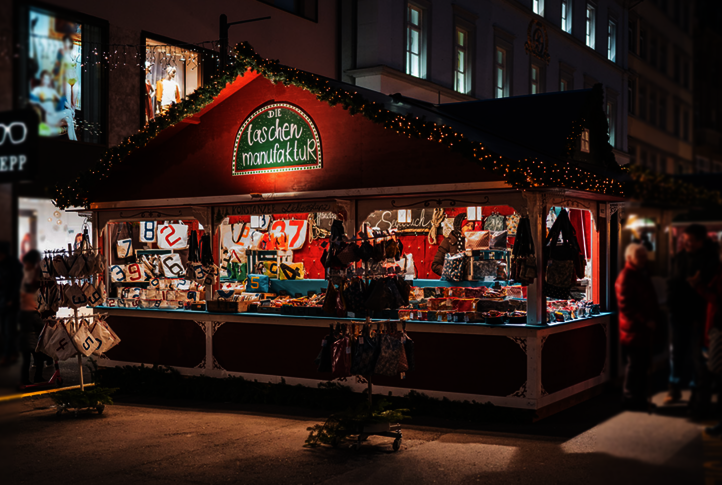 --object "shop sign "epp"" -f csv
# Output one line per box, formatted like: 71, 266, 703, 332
0, 109, 38, 182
